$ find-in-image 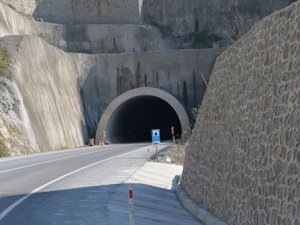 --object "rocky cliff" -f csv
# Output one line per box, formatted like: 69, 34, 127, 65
181, 1, 300, 224
143, 0, 295, 47
0, 76, 37, 156
0, 0, 297, 157
2, 0, 142, 24
0, 34, 218, 153
0, 0, 220, 154
0, 2, 168, 54
2, 0, 295, 48
0, 35, 92, 153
